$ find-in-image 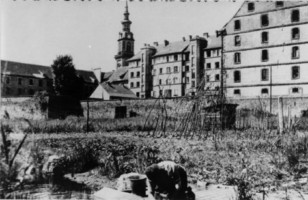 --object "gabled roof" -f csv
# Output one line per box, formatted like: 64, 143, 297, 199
204, 36, 222, 49
101, 71, 113, 82
1, 60, 52, 78
101, 82, 136, 98
107, 67, 129, 82
127, 51, 143, 62
154, 41, 190, 57
1, 60, 97, 84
